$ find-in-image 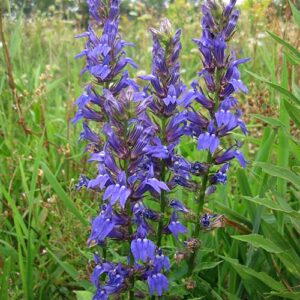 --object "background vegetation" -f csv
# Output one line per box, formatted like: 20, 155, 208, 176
0, 0, 300, 299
